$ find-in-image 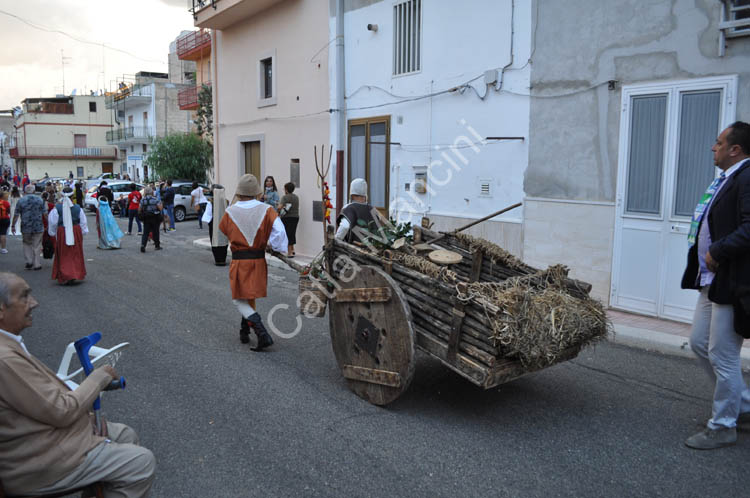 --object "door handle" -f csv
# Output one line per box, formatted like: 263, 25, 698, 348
671, 224, 688, 234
